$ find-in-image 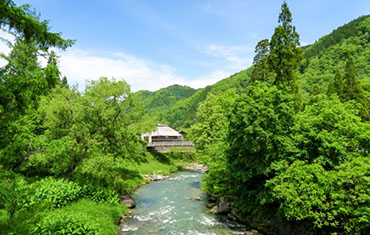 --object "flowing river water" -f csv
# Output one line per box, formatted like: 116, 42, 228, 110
119, 171, 248, 235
